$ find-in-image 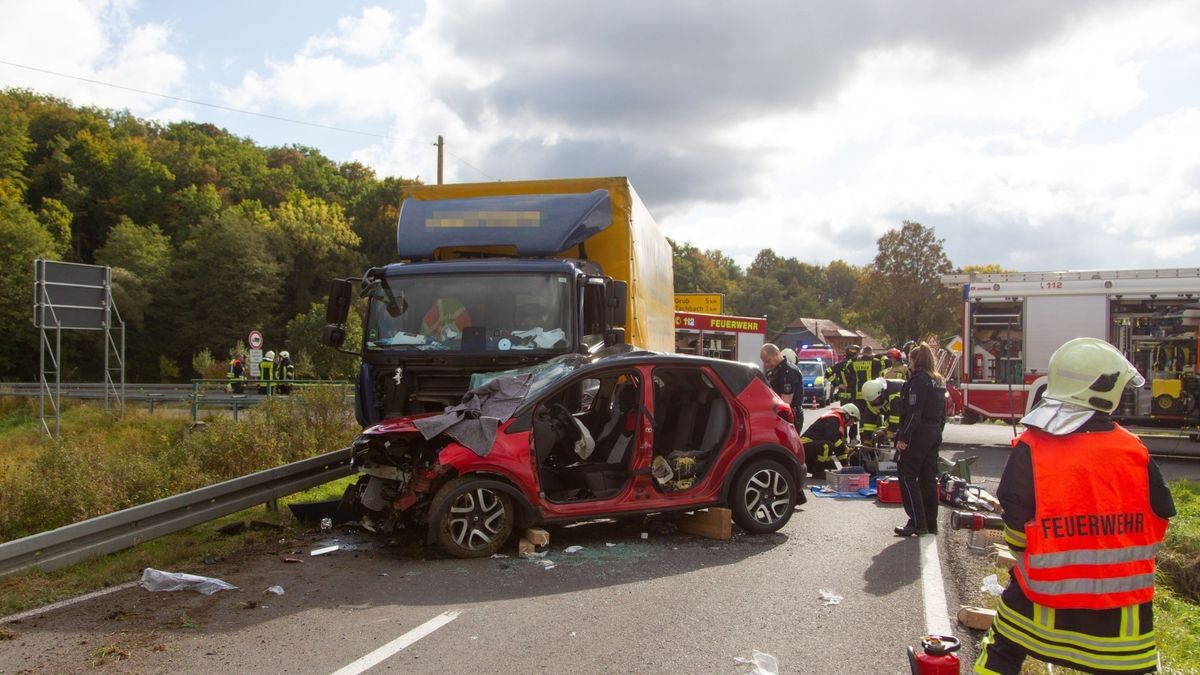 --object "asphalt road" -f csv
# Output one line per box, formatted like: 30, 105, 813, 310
2, 411, 1197, 674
